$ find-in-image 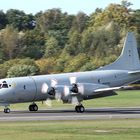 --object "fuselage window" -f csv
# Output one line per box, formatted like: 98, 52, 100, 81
23, 85, 26, 89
